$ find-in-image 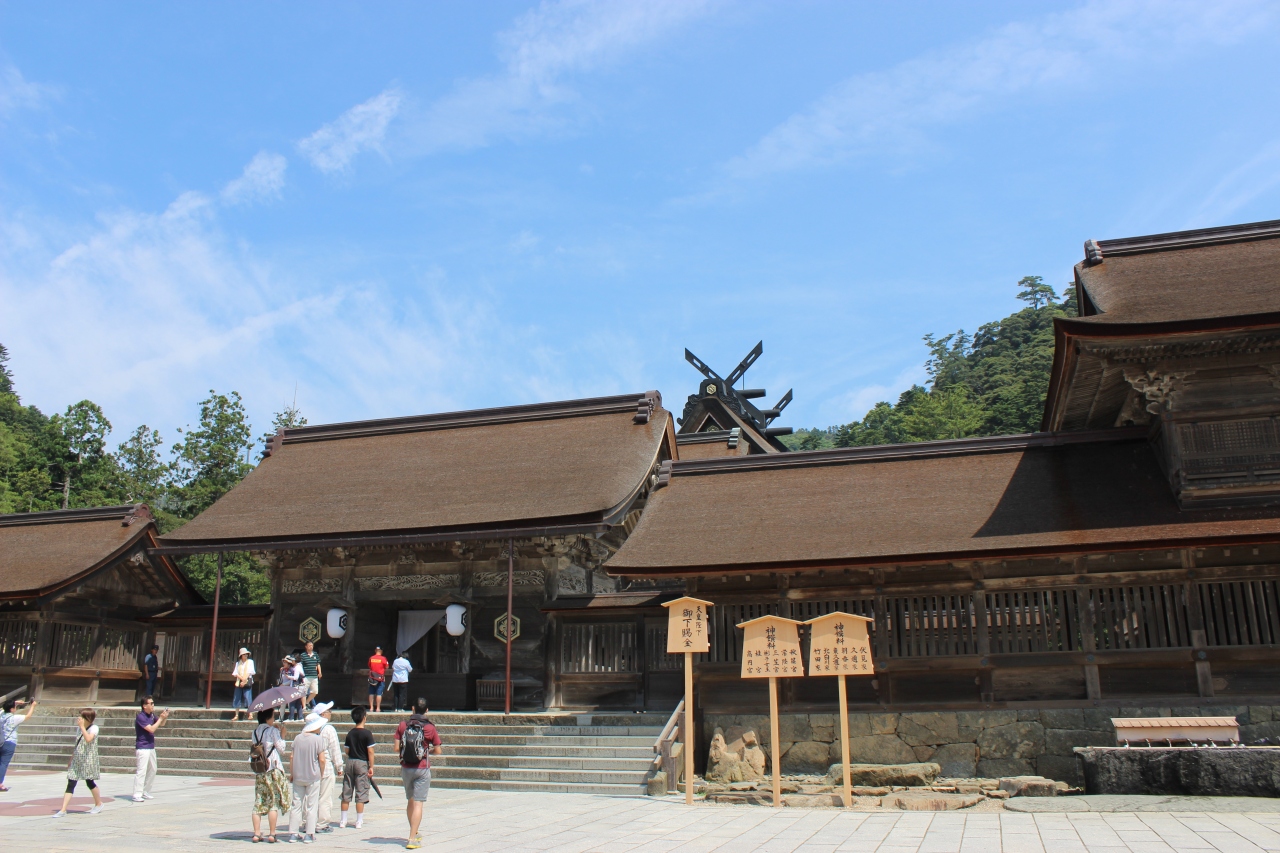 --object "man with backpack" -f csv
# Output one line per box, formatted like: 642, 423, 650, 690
393, 697, 441, 850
